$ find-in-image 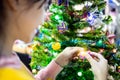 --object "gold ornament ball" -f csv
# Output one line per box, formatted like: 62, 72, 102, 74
52, 42, 61, 50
